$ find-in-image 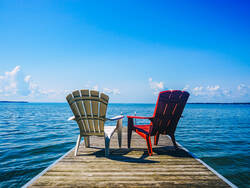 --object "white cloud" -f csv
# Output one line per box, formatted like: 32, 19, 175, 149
0, 66, 65, 101
192, 86, 204, 96
207, 85, 220, 91
183, 84, 190, 91
237, 84, 250, 96
83, 82, 121, 95
194, 86, 203, 91
237, 84, 246, 91
192, 85, 228, 97
24, 75, 31, 82
103, 88, 120, 95
206, 85, 221, 96
191, 85, 236, 100
64, 89, 71, 95
148, 77, 165, 95
0, 65, 31, 97
92, 85, 99, 91
6, 66, 20, 76
222, 89, 231, 96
